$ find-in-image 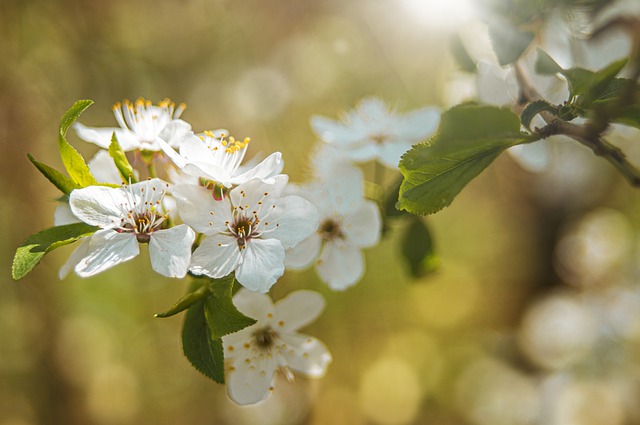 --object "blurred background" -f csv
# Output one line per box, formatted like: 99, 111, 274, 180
2, 0, 640, 424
